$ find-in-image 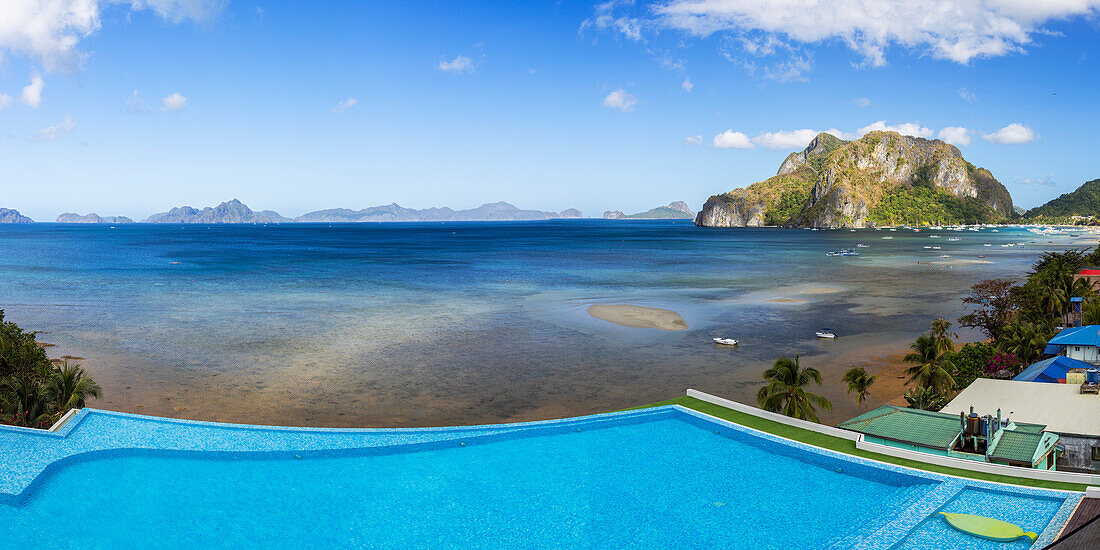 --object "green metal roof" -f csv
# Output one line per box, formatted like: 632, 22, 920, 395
988, 430, 1057, 464
1009, 422, 1047, 434
837, 405, 962, 450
